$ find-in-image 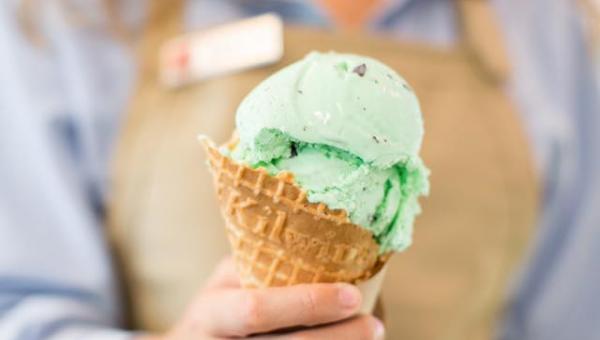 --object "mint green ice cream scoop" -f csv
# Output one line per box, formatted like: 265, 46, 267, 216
228, 51, 429, 253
